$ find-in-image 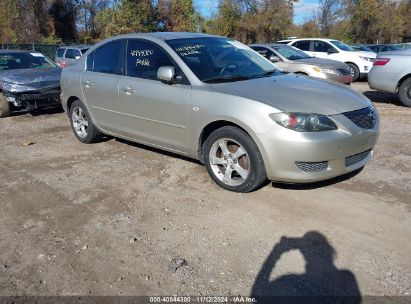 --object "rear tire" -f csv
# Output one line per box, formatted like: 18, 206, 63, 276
69, 100, 101, 143
347, 63, 360, 82
398, 78, 411, 107
203, 126, 267, 192
0, 94, 10, 118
